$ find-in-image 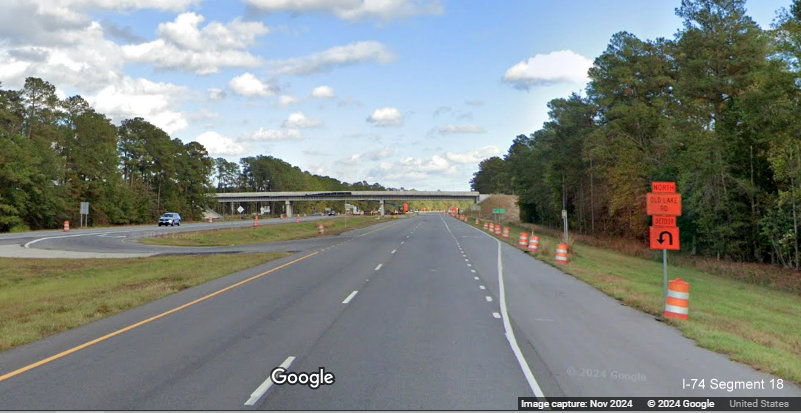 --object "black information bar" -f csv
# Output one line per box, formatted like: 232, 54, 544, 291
518, 397, 801, 411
